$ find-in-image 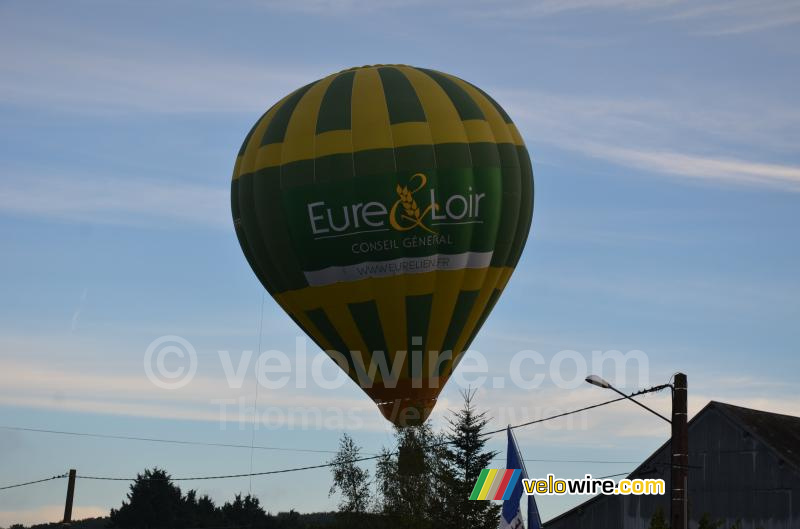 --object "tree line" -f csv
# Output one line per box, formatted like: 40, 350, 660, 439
5, 391, 499, 529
